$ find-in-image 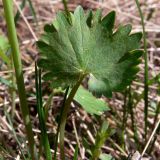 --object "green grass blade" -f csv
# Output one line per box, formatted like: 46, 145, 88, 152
135, 0, 149, 142
27, 0, 37, 22
35, 63, 52, 160
73, 144, 79, 160
14, 0, 37, 24
14, 0, 26, 24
